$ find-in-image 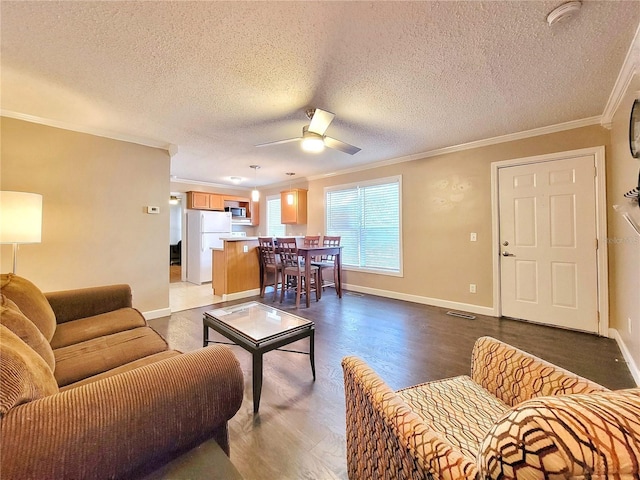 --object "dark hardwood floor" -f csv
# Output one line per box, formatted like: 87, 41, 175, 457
149, 289, 636, 480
